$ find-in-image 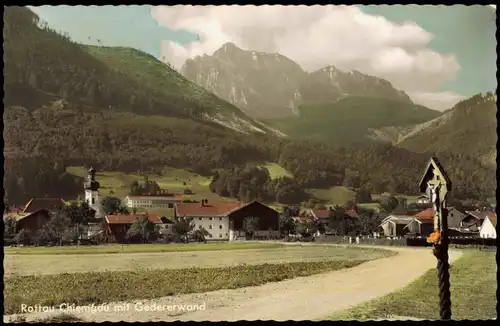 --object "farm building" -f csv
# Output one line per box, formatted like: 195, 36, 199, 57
461, 210, 496, 231
309, 207, 358, 225
479, 214, 497, 239
309, 209, 330, 223
4, 197, 66, 235
104, 212, 165, 243
21, 198, 66, 214
6, 209, 51, 235
379, 215, 415, 237
403, 217, 434, 237
174, 200, 280, 241
446, 207, 468, 228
